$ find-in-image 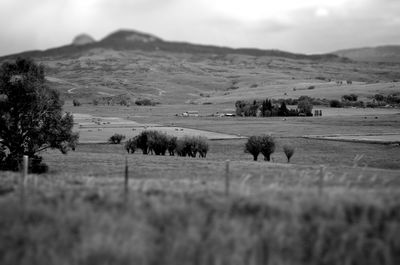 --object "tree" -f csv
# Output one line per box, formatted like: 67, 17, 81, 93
0, 57, 78, 172
298, 98, 313, 116
245, 136, 261, 161
283, 145, 295, 163
259, 135, 276, 161
278, 101, 289, 116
